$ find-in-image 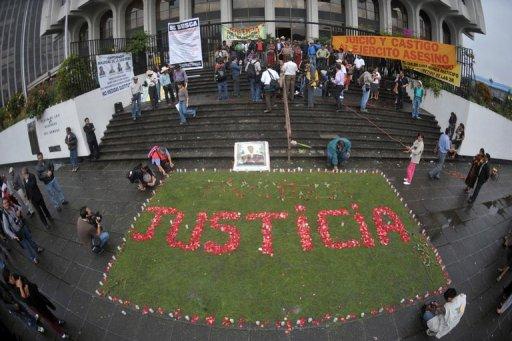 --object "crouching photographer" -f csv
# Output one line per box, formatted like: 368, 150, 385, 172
76, 207, 109, 254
